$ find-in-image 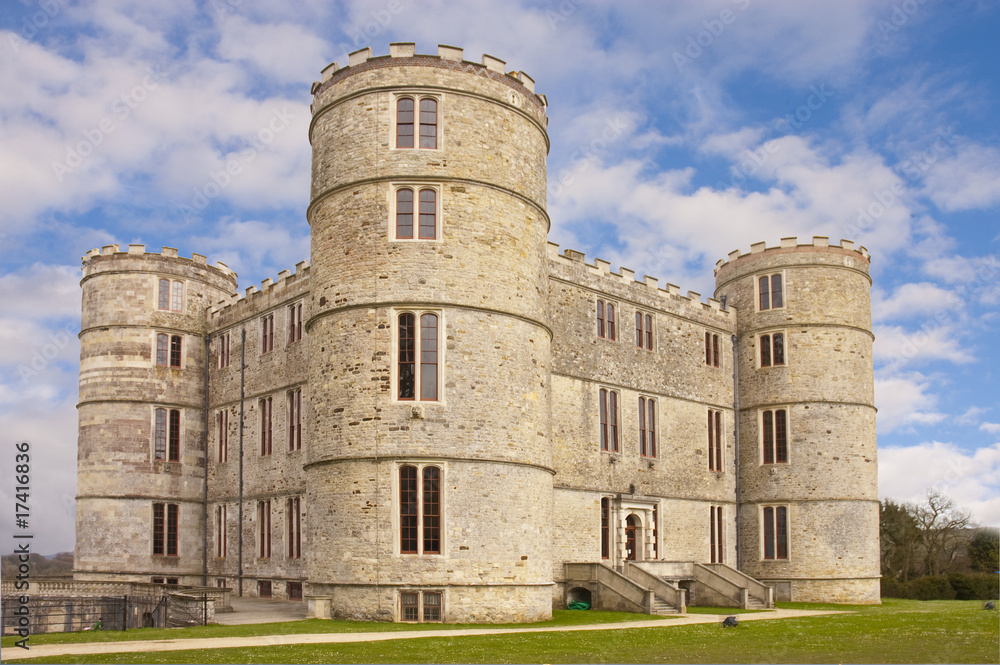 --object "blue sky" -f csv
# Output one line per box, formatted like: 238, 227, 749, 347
1, 0, 998, 554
